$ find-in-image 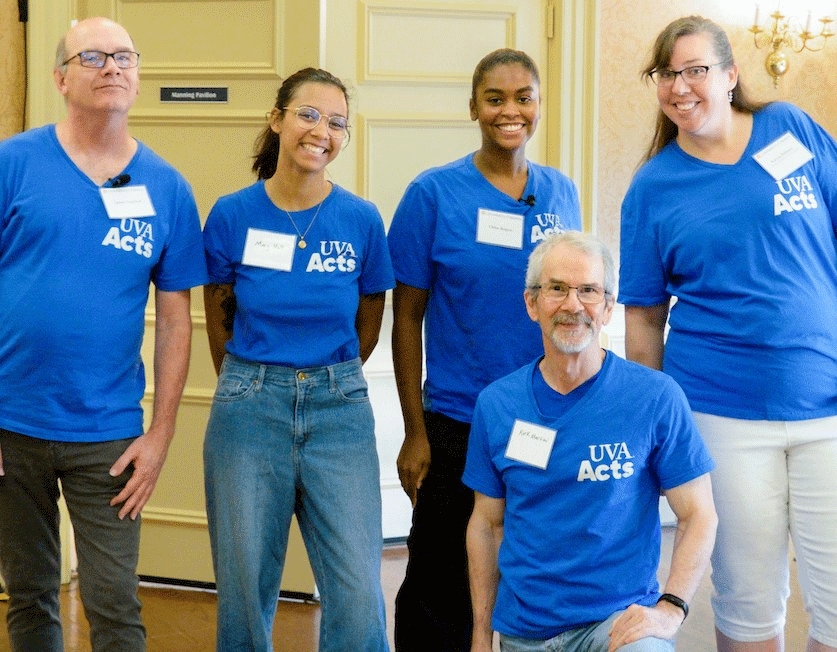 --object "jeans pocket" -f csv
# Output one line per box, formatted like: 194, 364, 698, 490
213, 369, 258, 402
333, 370, 370, 403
